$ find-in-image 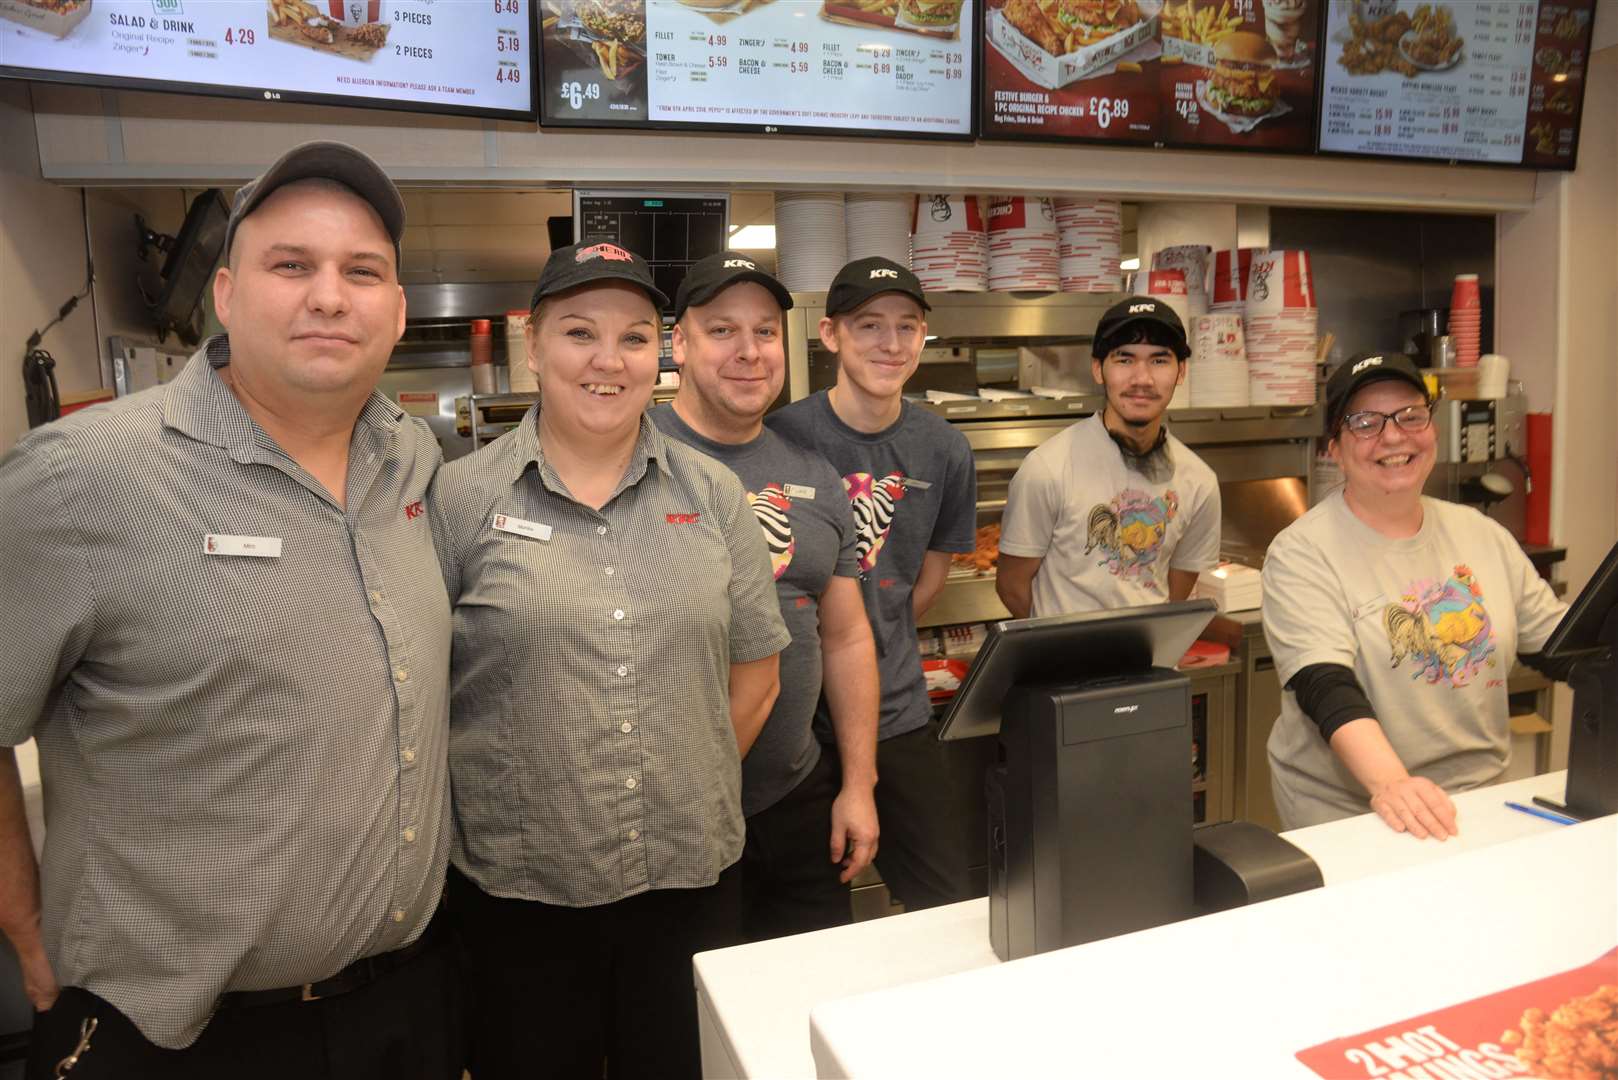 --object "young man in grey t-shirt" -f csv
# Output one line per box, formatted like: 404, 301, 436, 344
768, 257, 978, 912
653, 252, 881, 940
998, 296, 1220, 619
